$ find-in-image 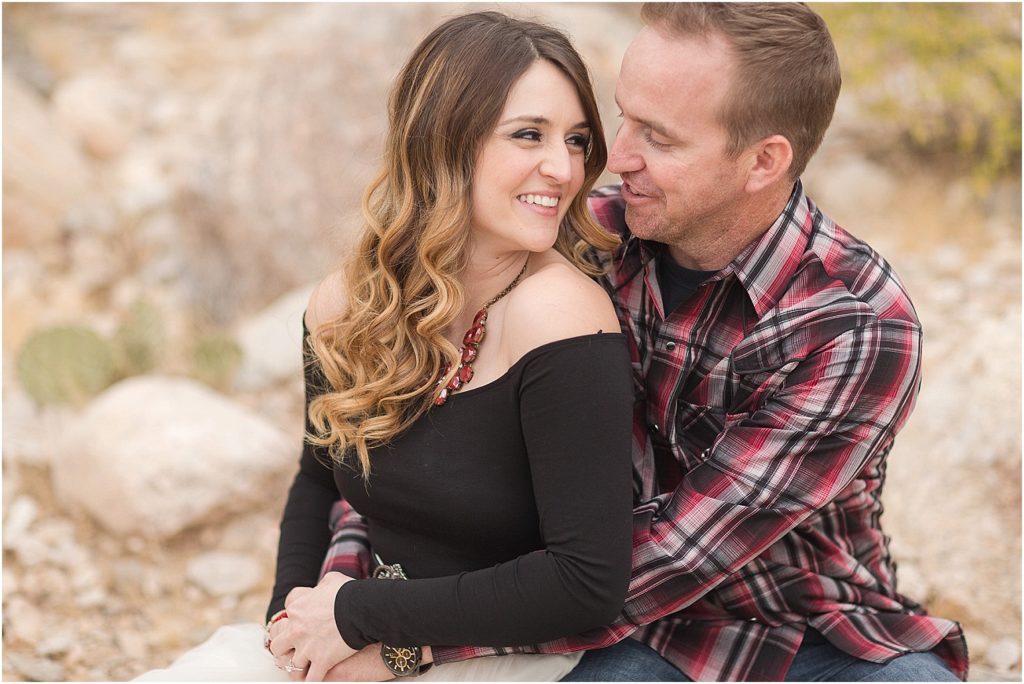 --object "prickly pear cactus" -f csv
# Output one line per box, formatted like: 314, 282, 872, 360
17, 325, 118, 406
191, 333, 243, 391
113, 299, 164, 377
